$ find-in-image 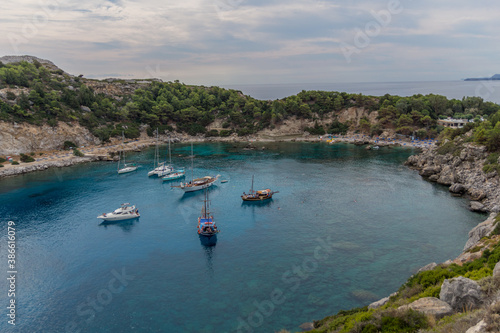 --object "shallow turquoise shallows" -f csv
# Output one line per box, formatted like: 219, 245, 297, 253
0, 143, 485, 333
